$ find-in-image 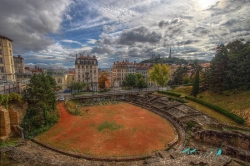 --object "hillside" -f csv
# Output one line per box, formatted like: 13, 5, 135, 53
172, 86, 250, 126
140, 57, 209, 65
